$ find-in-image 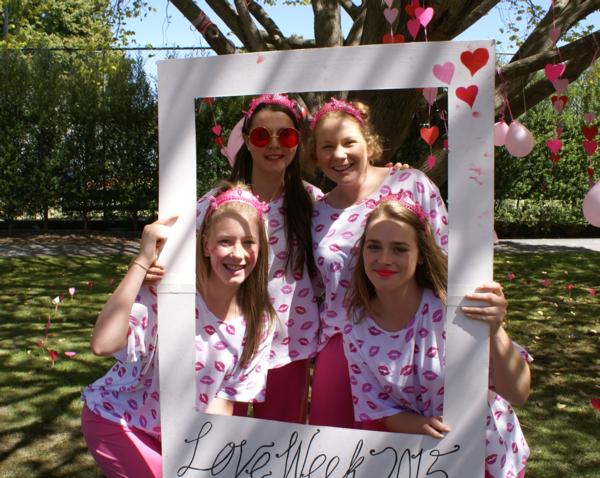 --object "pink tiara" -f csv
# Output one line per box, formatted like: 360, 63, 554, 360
310, 97, 364, 130
377, 191, 428, 224
243, 94, 301, 122
208, 187, 269, 219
